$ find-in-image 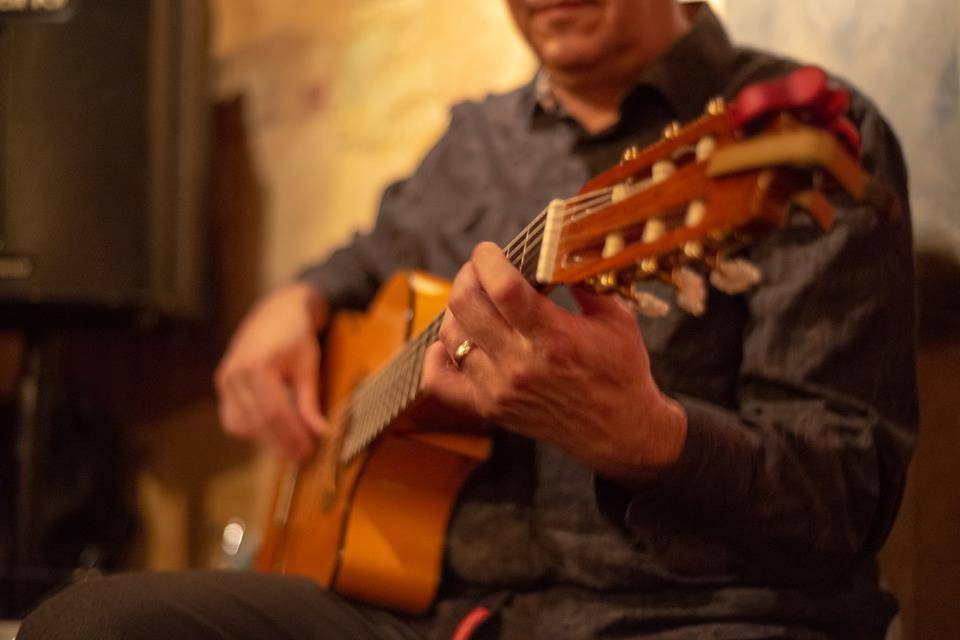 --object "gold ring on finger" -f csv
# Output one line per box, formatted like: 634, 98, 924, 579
453, 339, 475, 369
